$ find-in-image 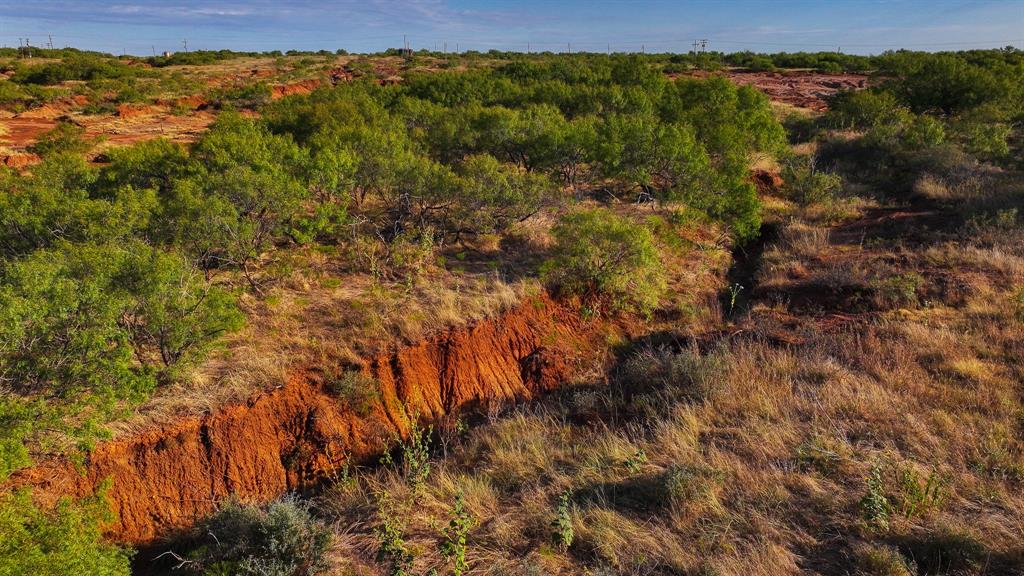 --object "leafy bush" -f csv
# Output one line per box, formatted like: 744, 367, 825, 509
12, 55, 136, 85
182, 496, 330, 576
781, 154, 843, 205
0, 244, 158, 415
450, 153, 554, 236
0, 487, 131, 576
116, 245, 243, 373
860, 461, 892, 531
0, 240, 241, 471
870, 273, 923, 309
542, 209, 666, 315
550, 491, 574, 550
28, 122, 92, 157
439, 493, 473, 575
374, 493, 413, 575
